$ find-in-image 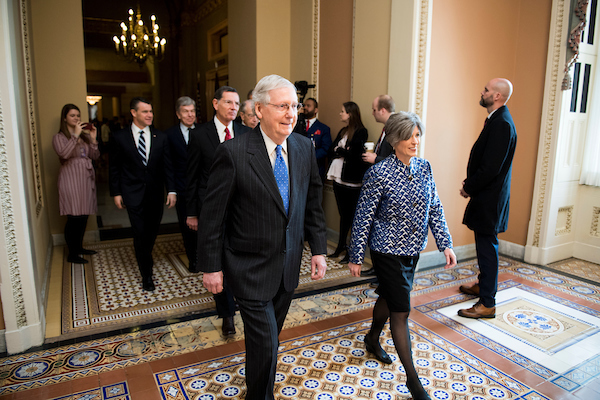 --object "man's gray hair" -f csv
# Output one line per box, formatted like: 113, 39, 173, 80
176, 96, 195, 112
252, 75, 296, 105
240, 99, 255, 115
385, 111, 424, 148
